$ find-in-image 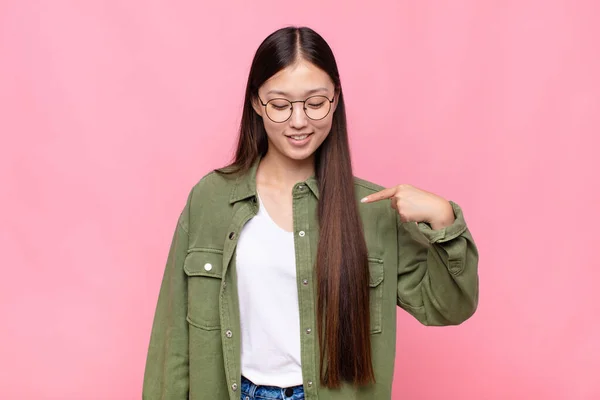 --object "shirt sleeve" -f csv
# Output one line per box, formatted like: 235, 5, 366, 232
396, 201, 479, 325
142, 192, 192, 399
